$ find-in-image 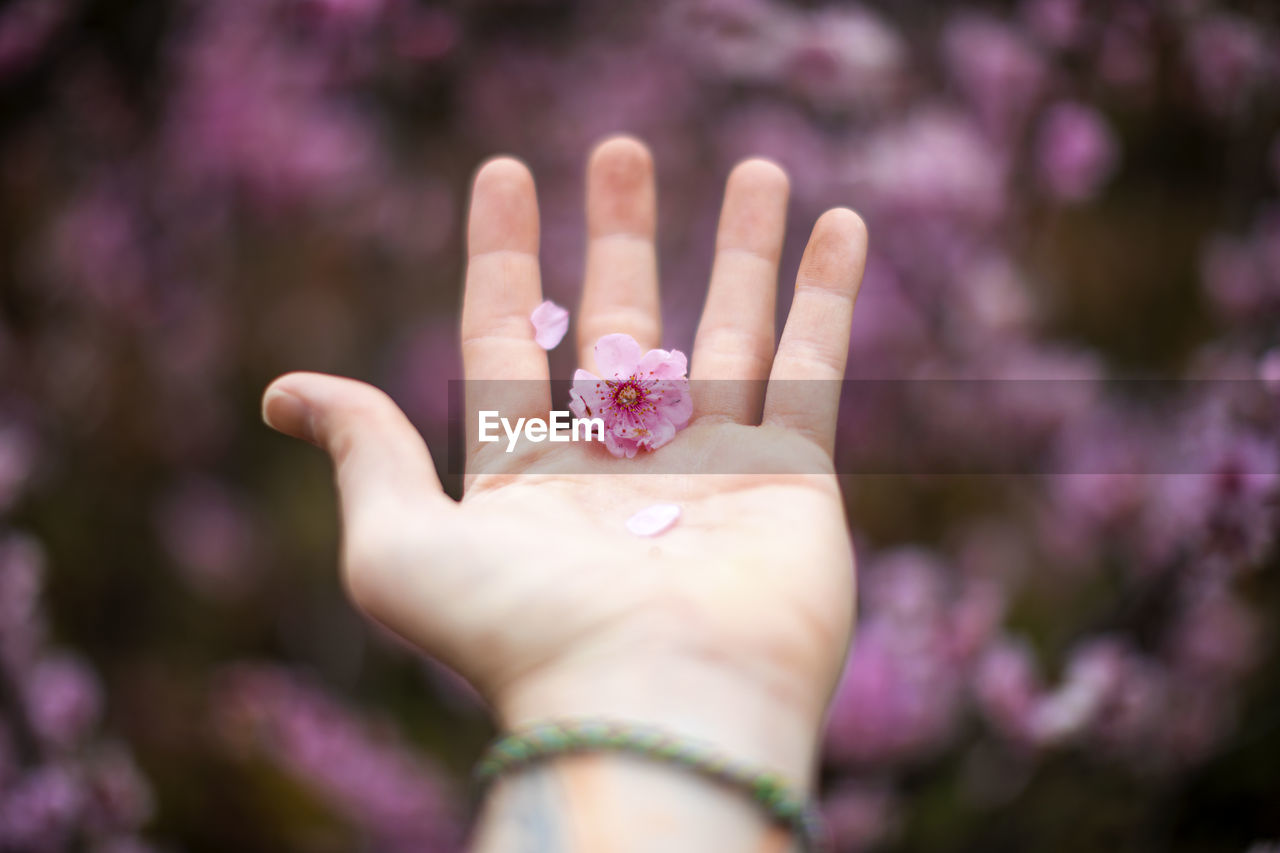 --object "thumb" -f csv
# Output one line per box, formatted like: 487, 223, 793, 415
262, 372, 456, 616
262, 371, 444, 507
